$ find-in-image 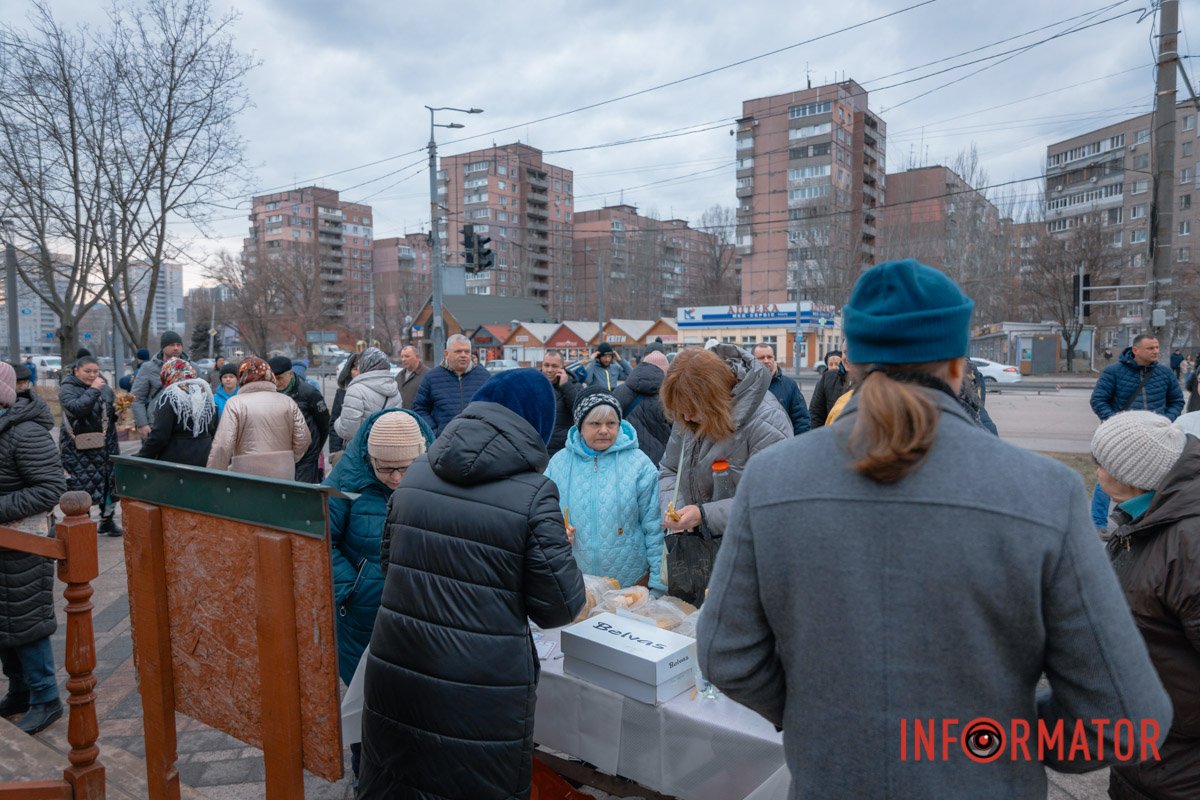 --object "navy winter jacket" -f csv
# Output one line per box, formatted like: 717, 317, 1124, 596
411, 363, 492, 436
767, 370, 811, 435
1090, 348, 1184, 421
